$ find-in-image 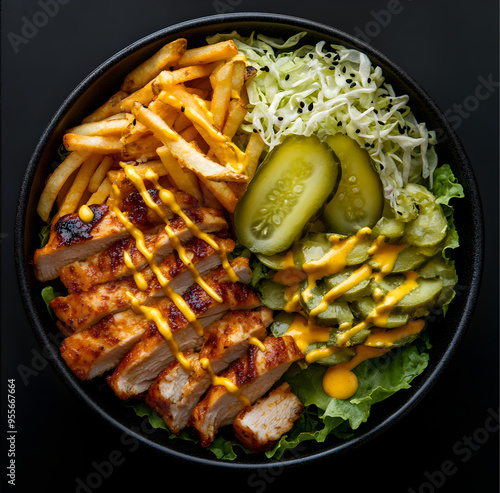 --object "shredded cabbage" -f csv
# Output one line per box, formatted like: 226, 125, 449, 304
208, 31, 439, 220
